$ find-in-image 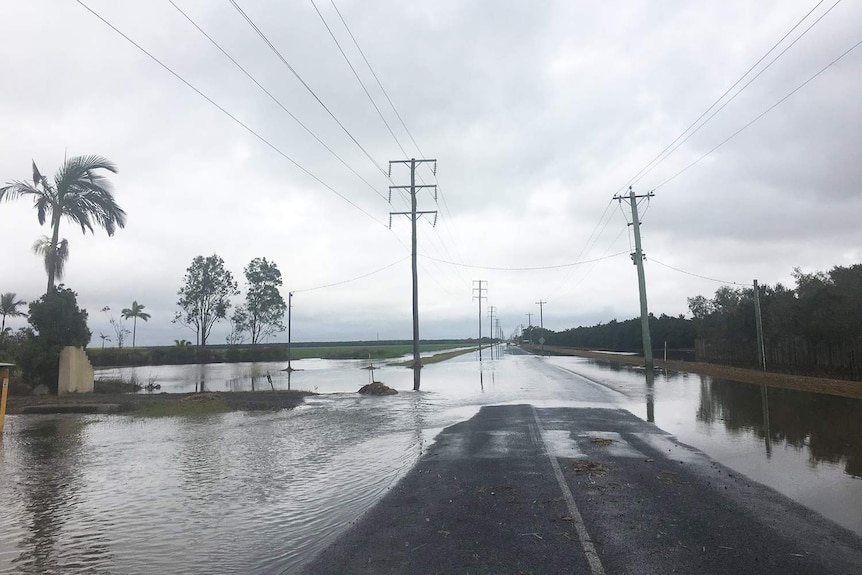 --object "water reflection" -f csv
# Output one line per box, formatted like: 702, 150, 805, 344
10, 418, 114, 574
697, 376, 862, 478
